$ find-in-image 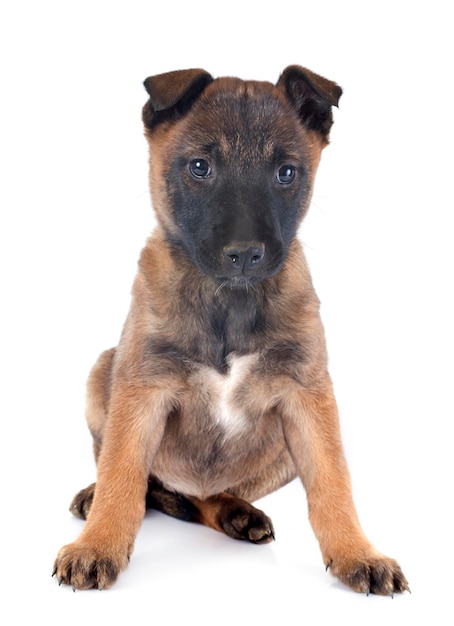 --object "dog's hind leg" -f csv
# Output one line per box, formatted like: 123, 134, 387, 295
69, 476, 196, 523
67, 348, 116, 521
69, 479, 275, 544
145, 478, 201, 522
85, 347, 117, 461
70, 479, 195, 523
146, 479, 275, 544
146, 449, 297, 543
